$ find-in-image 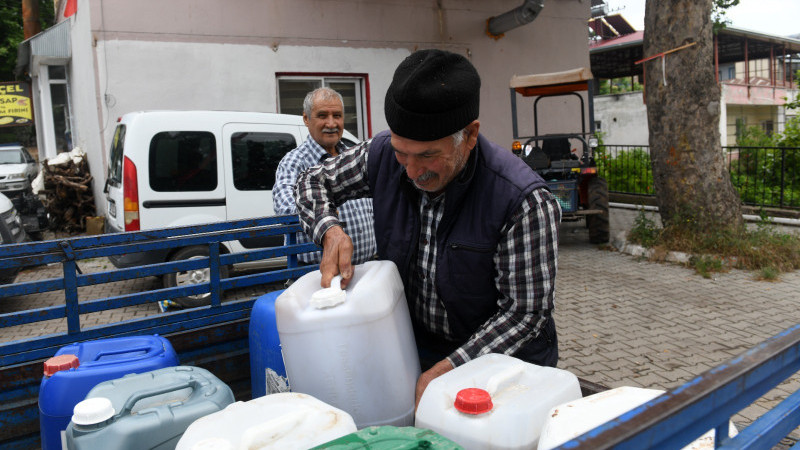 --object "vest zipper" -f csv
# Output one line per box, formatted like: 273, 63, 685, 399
449, 243, 493, 253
